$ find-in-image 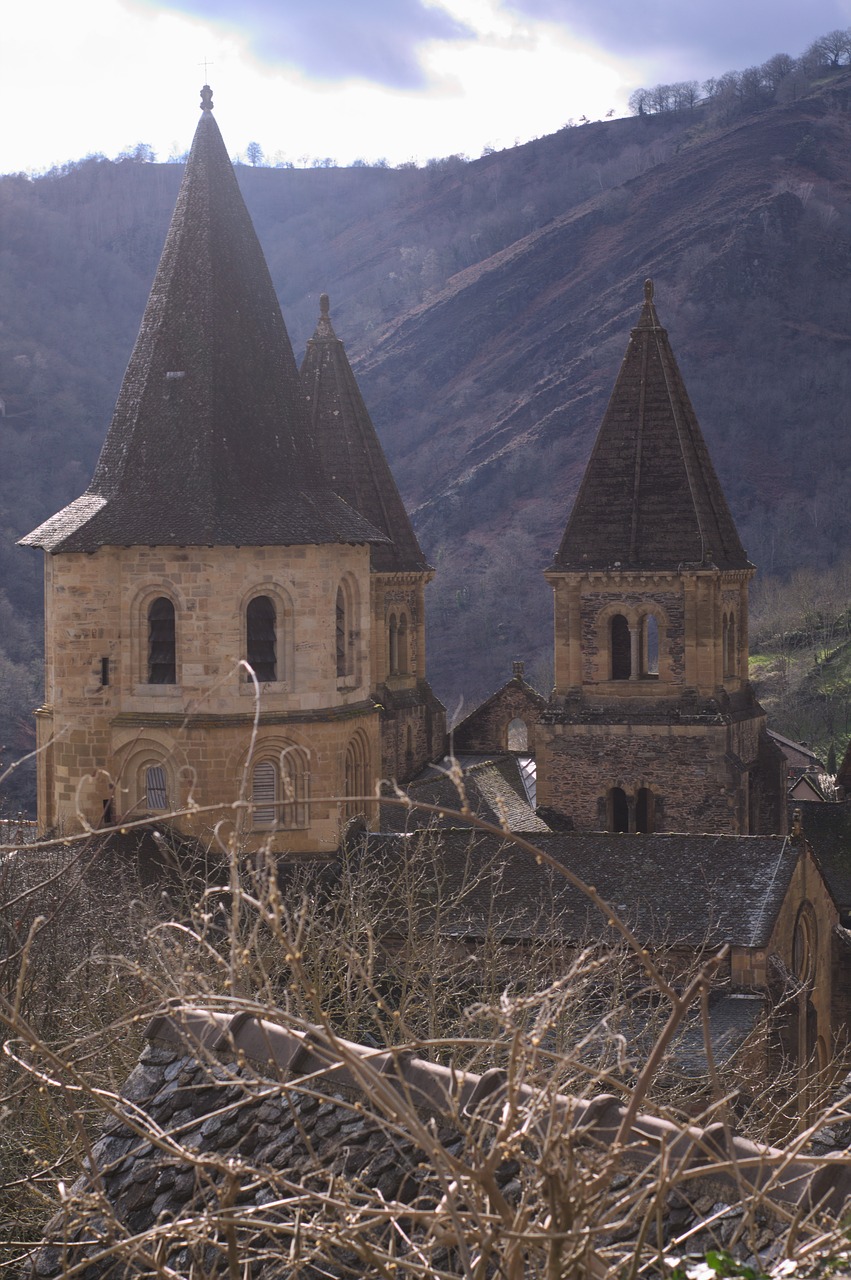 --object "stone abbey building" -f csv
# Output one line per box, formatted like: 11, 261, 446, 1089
21, 87, 445, 854
21, 89, 785, 847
